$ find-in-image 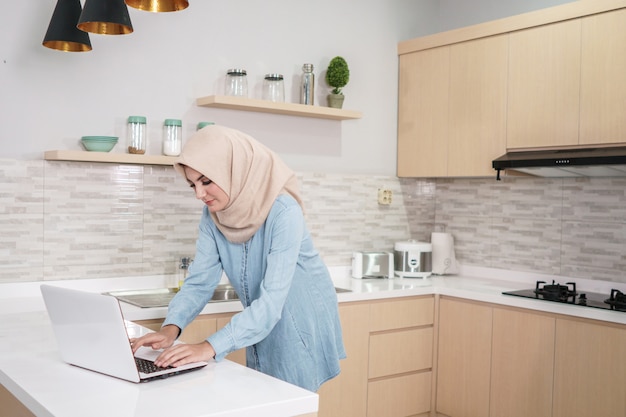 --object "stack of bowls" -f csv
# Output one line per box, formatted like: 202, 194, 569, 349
81, 136, 118, 152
